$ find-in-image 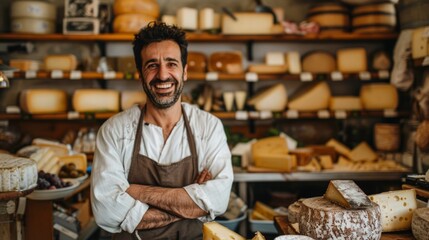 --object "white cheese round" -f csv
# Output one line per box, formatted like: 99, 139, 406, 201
0, 153, 38, 192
